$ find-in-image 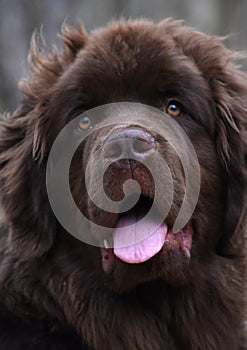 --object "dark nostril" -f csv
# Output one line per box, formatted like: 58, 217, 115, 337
132, 138, 154, 154
104, 142, 122, 159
